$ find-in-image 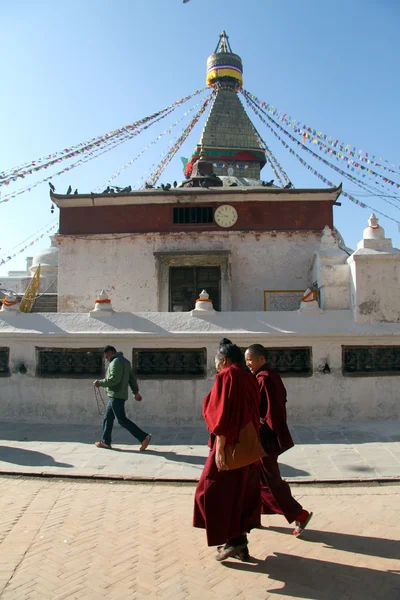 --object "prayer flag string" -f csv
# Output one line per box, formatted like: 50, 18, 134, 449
0, 88, 208, 188
145, 93, 213, 186
0, 110, 175, 204
243, 90, 400, 194
243, 91, 400, 215
93, 96, 210, 192
241, 92, 399, 224
241, 92, 400, 176
0, 222, 58, 266
251, 122, 290, 186
243, 92, 400, 212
